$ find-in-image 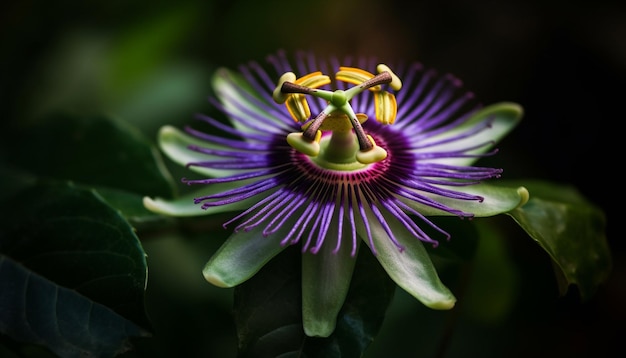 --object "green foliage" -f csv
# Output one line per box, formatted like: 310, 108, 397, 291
4, 115, 175, 199
0, 182, 150, 357
504, 180, 612, 300
0, 114, 173, 356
